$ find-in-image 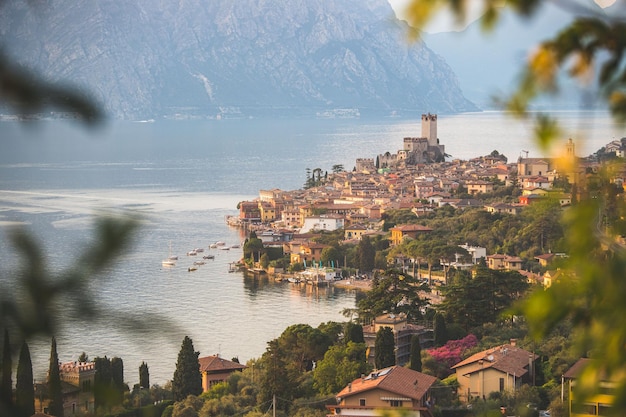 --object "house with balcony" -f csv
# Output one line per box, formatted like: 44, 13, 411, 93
327, 366, 437, 417
362, 313, 432, 367
452, 339, 538, 403
486, 254, 523, 271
